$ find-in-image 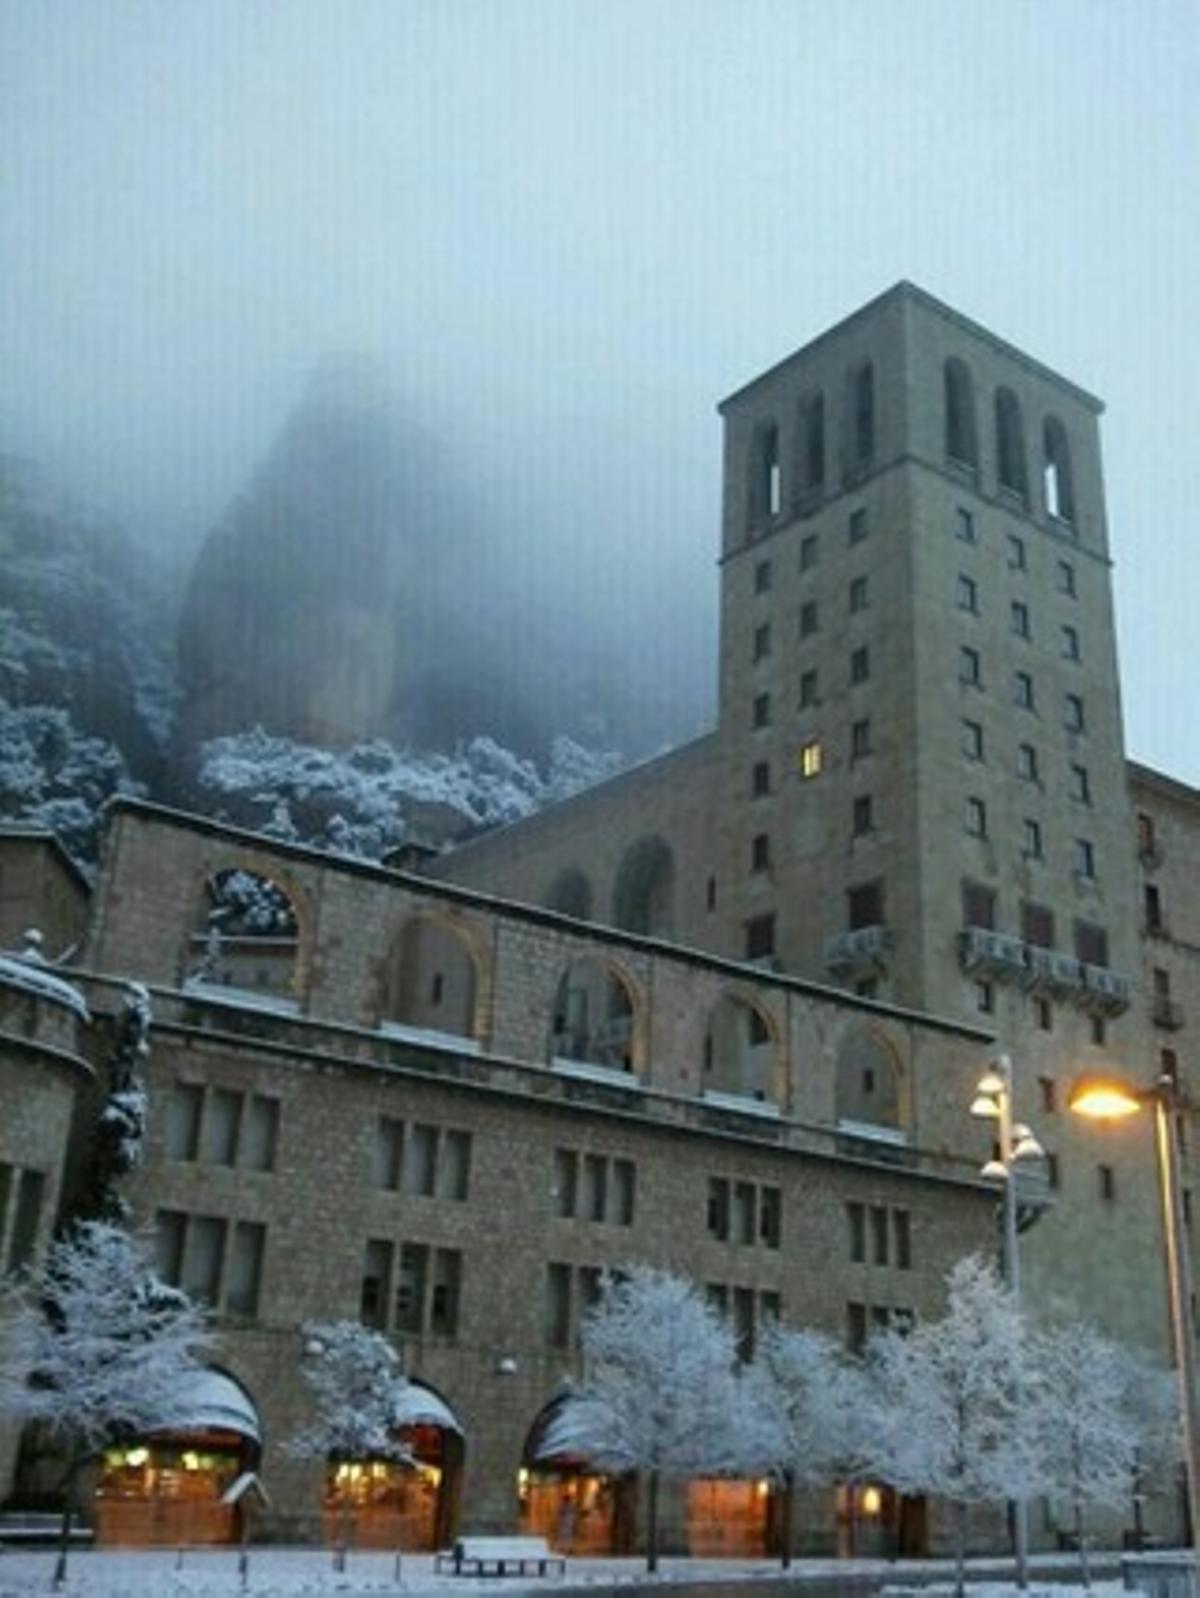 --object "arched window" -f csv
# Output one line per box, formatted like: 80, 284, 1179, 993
747, 421, 781, 529
944, 359, 978, 469
543, 867, 594, 922
835, 1028, 903, 1136
846, 362, 876, 469
703, 995, 780, 1108
550, 958, 636, 1074
995, 388, 1028, 501
384, 915, 478, 1046
1043, 415, 1076, 524
519, 1394, 634, 1556
187, 868, 299, 1006
795, 390, 825, 498
612, 836, 675, 939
